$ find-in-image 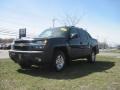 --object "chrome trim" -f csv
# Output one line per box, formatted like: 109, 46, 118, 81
14, 43, 40, 46
9, 50, 43, 53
